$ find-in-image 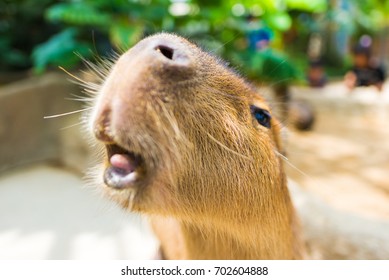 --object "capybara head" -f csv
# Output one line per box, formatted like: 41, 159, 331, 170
88, 33, 286, 227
